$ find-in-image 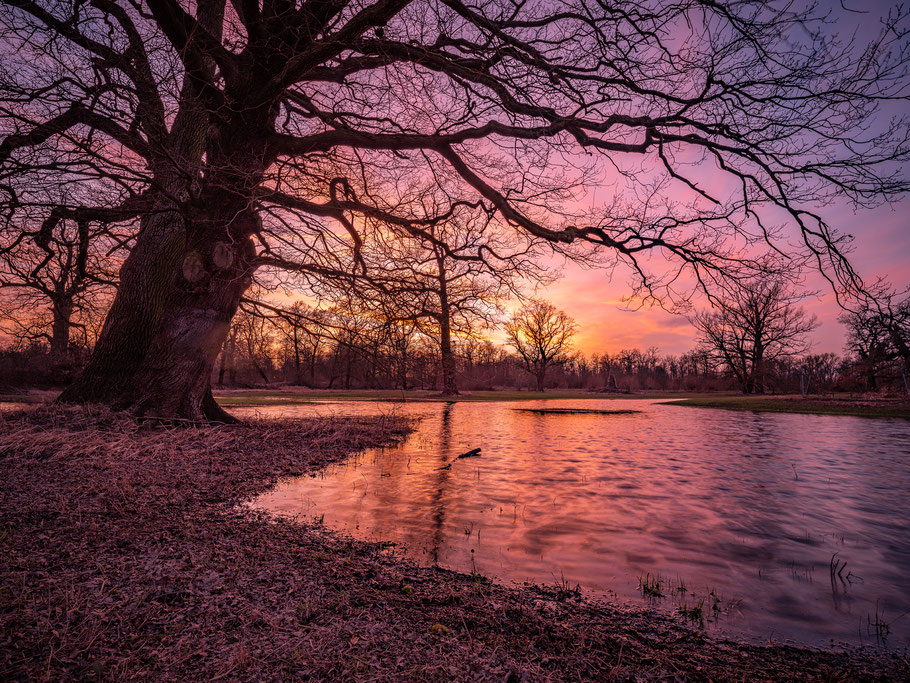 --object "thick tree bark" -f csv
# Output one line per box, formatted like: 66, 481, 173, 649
57, 74, 212, 405
57, 0, 223, 415
116, 207, 258, 421
536, 368, 546, 393
57, 199, 187, 404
